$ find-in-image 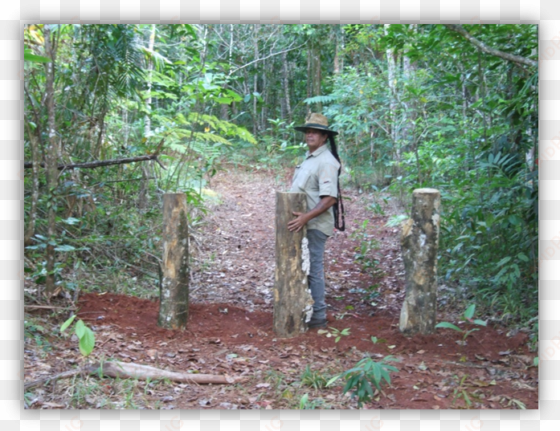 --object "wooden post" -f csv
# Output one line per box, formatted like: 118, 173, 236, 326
399, 188, 441, 335
273, 192, 314, 337
158, 193, 189, 329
